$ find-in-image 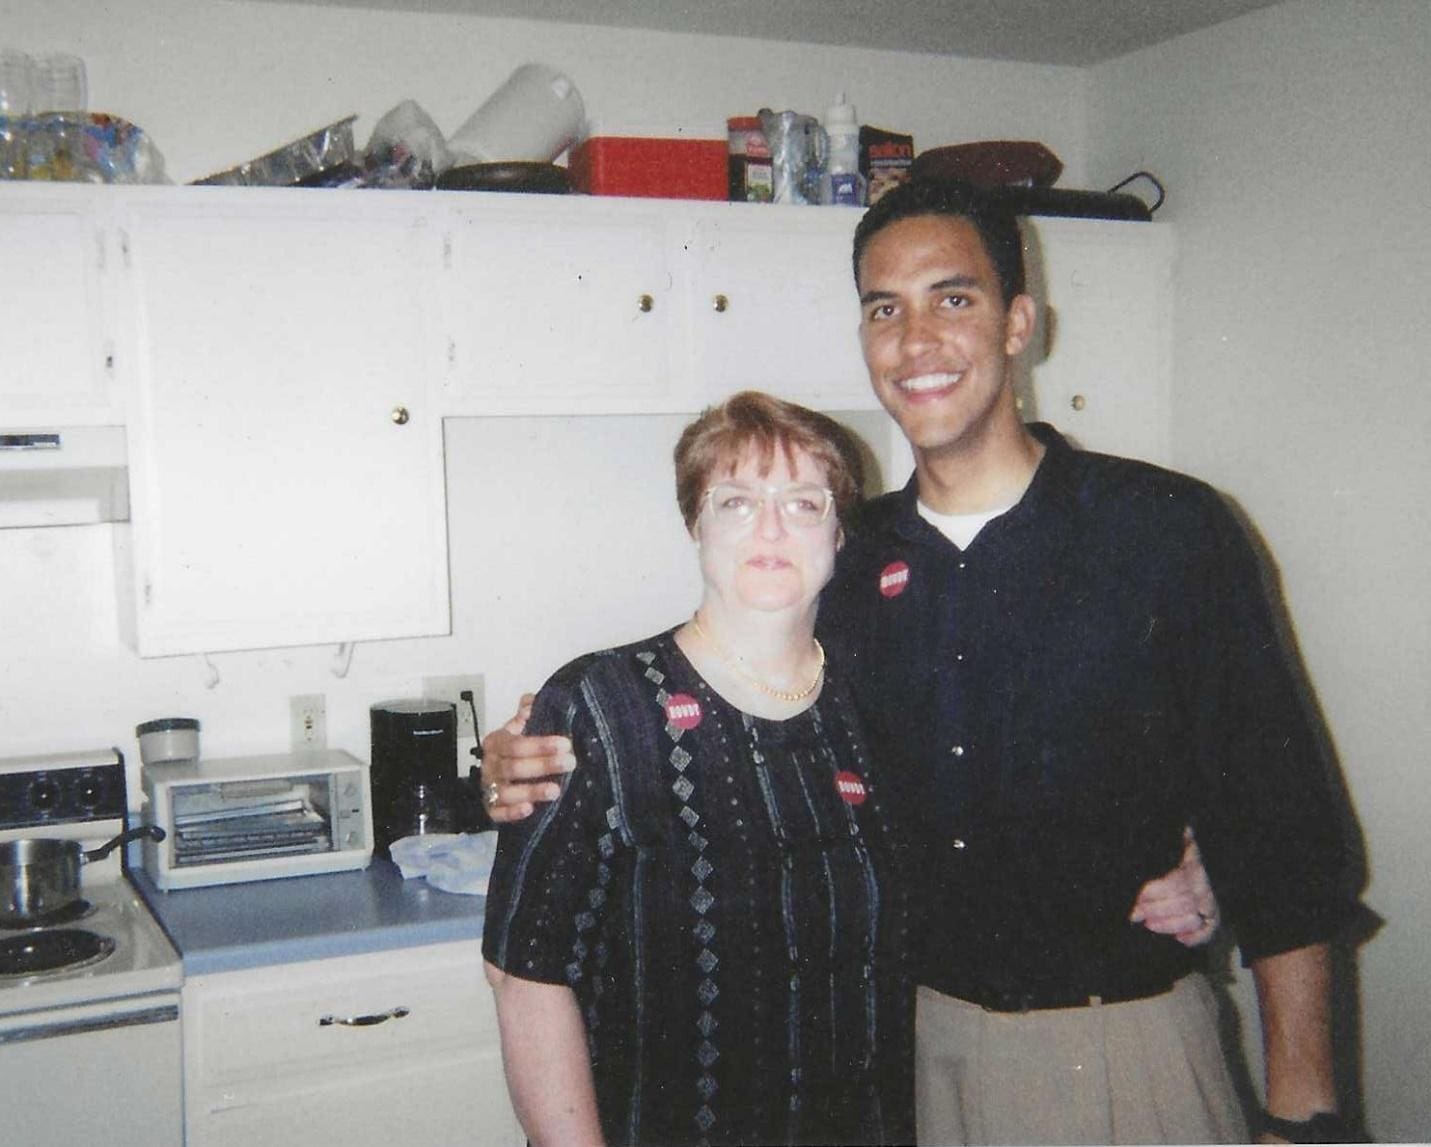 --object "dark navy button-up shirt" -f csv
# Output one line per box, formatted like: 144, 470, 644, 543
818, 424, 1357, 1002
